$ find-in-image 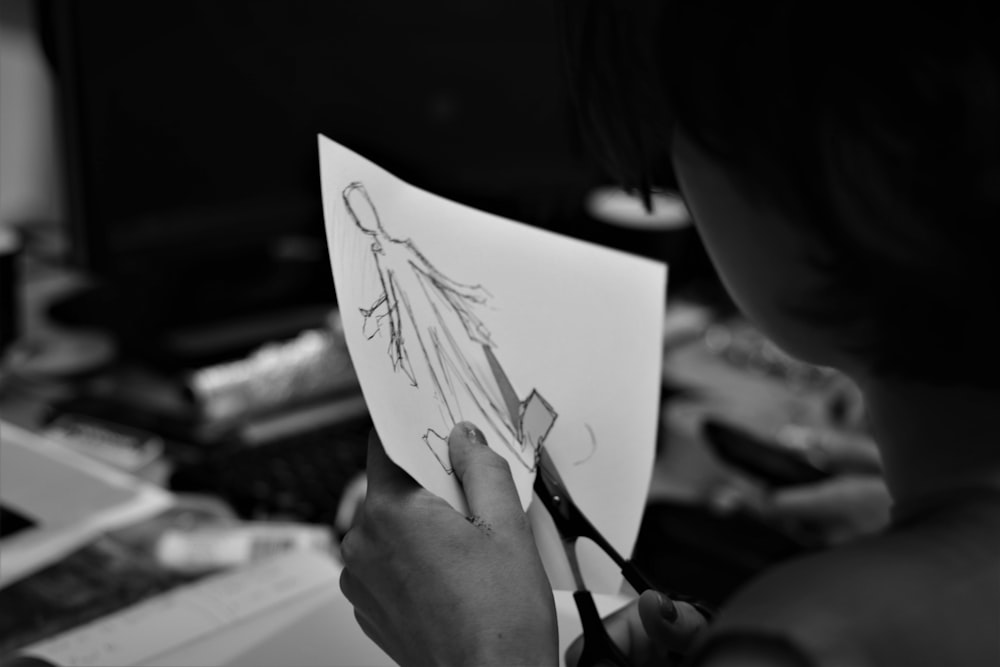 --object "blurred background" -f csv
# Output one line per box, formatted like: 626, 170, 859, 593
1, 0, 717, 372
0, 1, 884, 658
